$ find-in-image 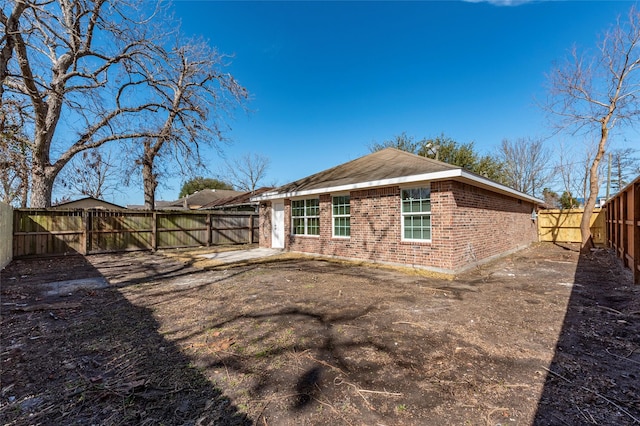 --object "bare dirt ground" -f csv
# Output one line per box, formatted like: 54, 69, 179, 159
1, 243, 639, 425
